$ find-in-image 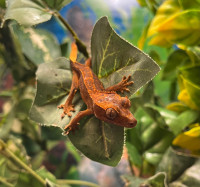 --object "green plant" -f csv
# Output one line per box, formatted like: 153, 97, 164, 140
0, 0, 200, 186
